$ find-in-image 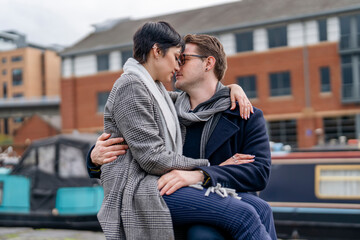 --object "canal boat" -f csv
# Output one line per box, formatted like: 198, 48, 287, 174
260, 148, 360, 240
0, 134, 103, 230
